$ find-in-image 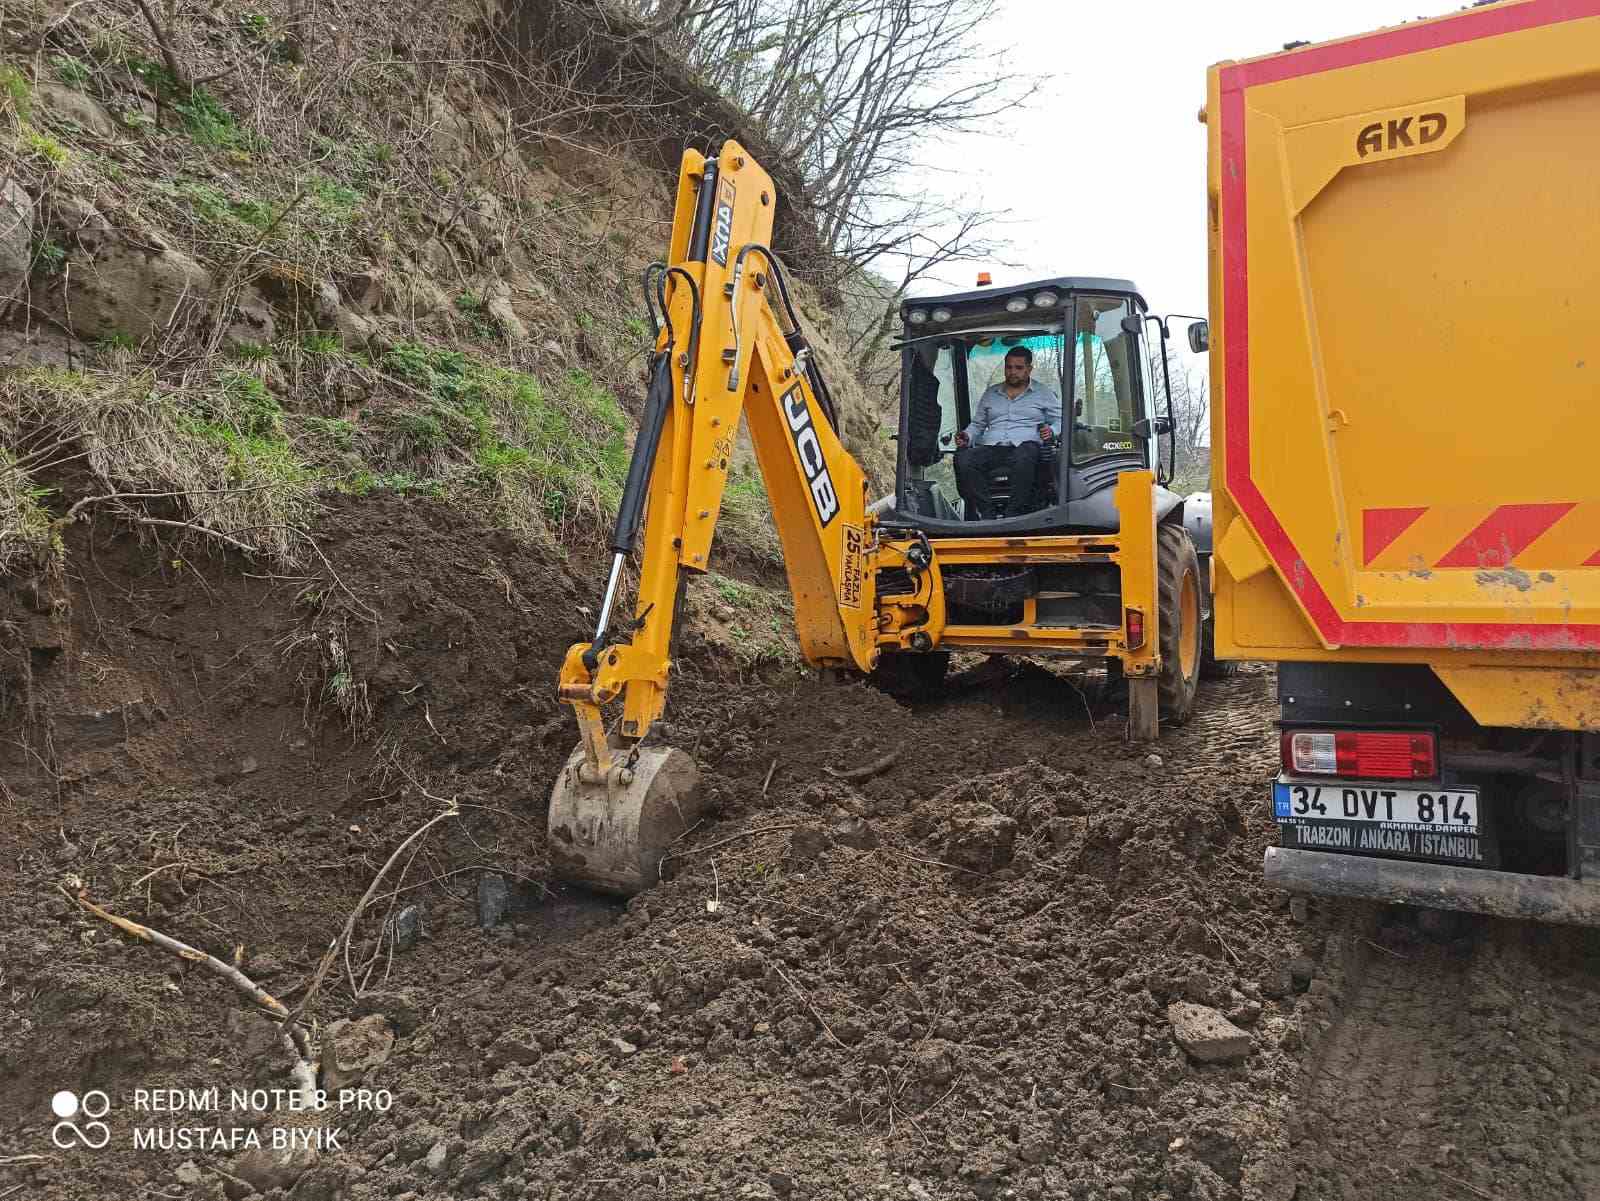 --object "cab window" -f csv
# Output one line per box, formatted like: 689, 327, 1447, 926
1070, 296, 1140, 462
898, 341, 963, 520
